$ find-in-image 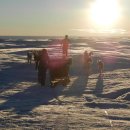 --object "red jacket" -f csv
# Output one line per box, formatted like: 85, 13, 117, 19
62, 39, 69, 50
